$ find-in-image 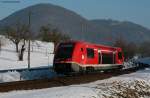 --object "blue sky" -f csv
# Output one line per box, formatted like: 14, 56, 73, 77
0, 0, 150, 28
